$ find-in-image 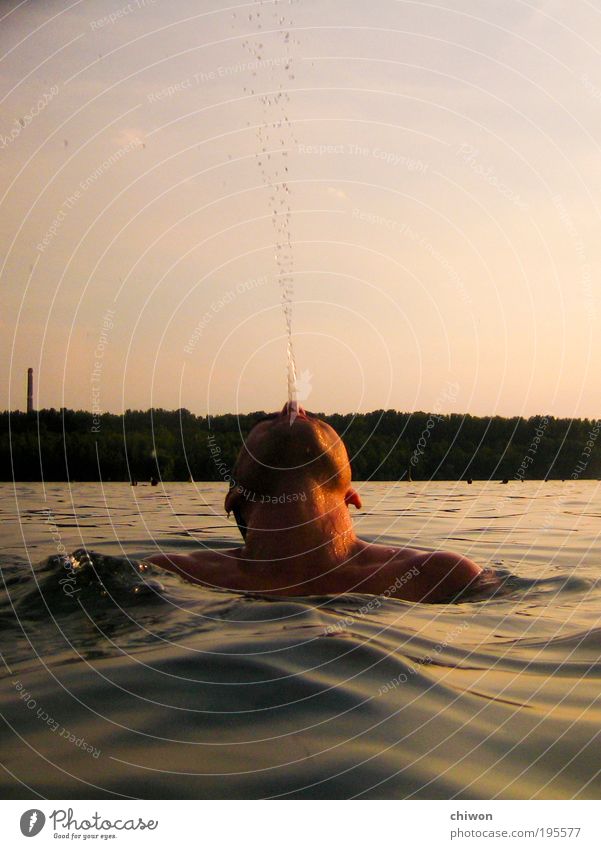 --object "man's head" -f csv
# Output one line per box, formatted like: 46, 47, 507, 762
224, 404, 361, 528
